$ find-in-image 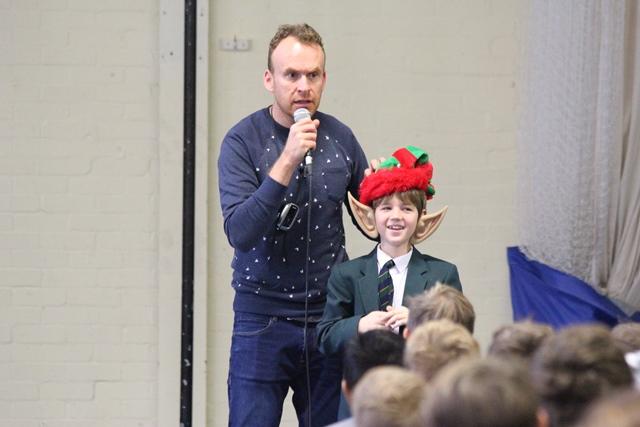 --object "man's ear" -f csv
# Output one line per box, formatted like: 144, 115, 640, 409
263, 69, 274, 92
348, 192, 378, 239
413, 206, 448, 244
